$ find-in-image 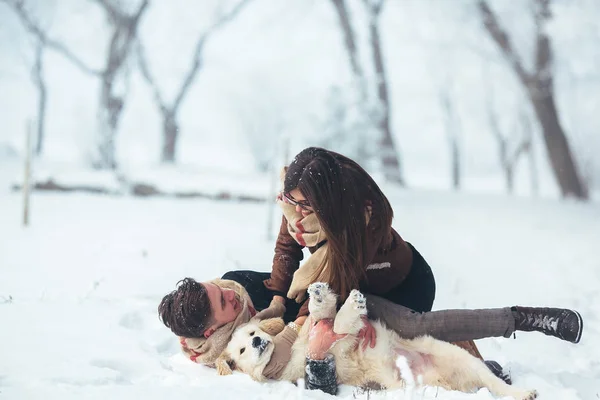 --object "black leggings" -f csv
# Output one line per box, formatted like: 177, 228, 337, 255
221, 270, 302, 323
379, 242, 436, 313
221, 242, 436, 321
